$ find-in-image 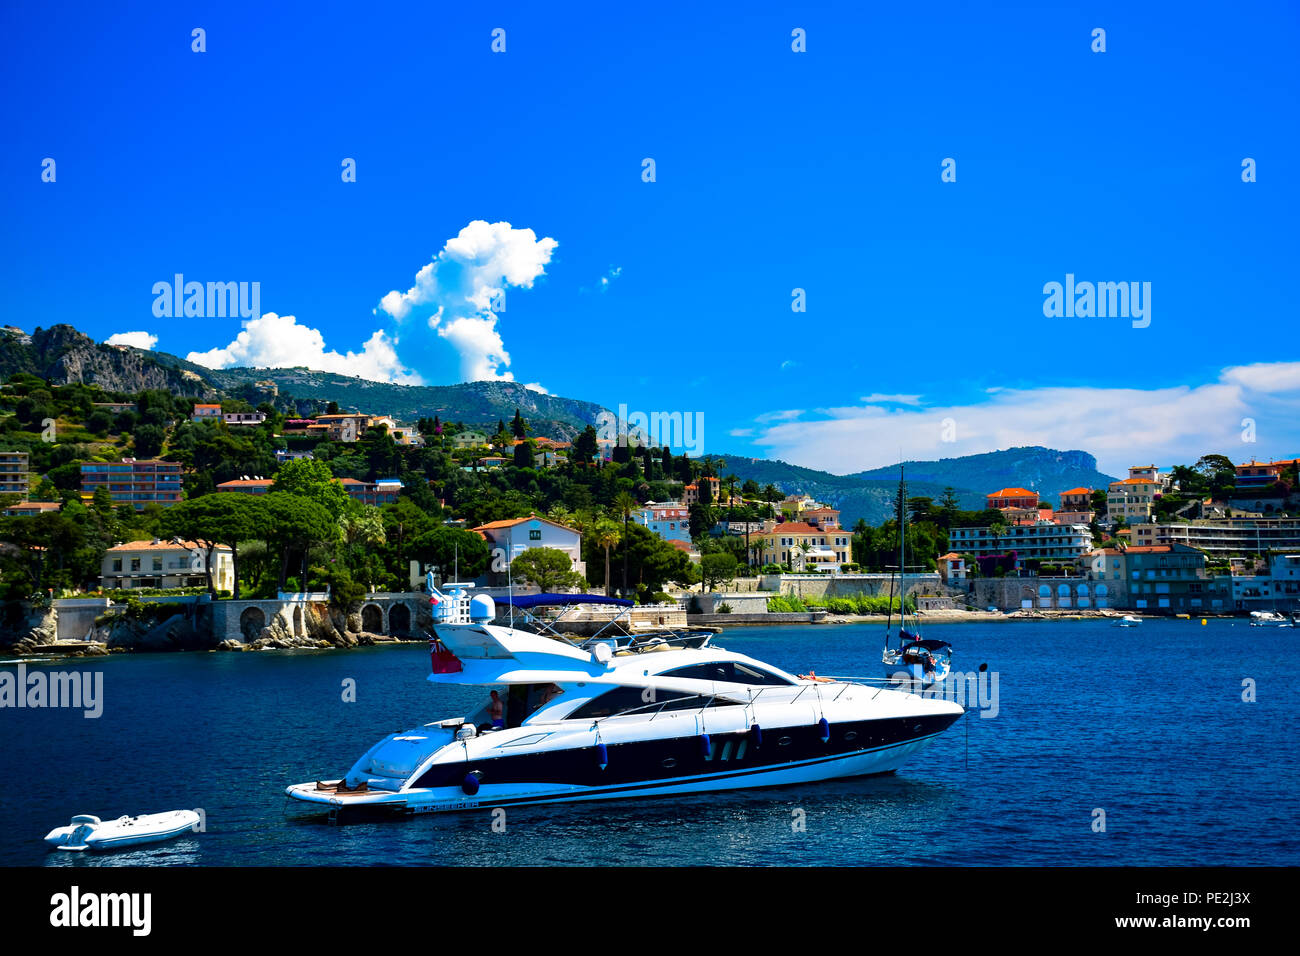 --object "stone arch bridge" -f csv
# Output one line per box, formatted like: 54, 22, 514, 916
209, 593, 427, 643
